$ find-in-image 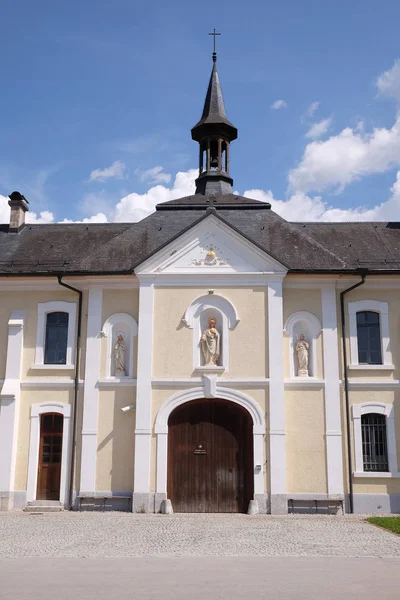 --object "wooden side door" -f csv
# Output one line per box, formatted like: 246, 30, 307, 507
168, 399, 253, 513
36, 413, 63, 501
